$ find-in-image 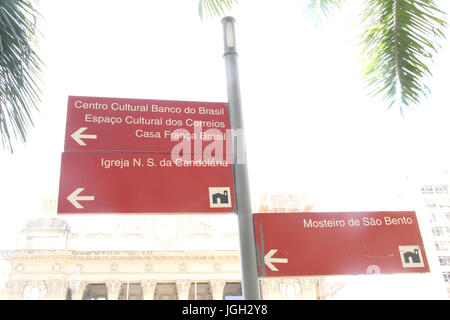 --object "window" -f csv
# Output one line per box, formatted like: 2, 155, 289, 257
421, 186, 434, 194
154, 283, 177, 300
188, 282, 212, 300
432, 227, 446, 237
223, 282, 242, 300
432, 212, 450, 222
118, 283, 143, 300
438, 256, 450, 266
443, 272, 450, 282
82, 284, 108, 300
434, 185, 448, 194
